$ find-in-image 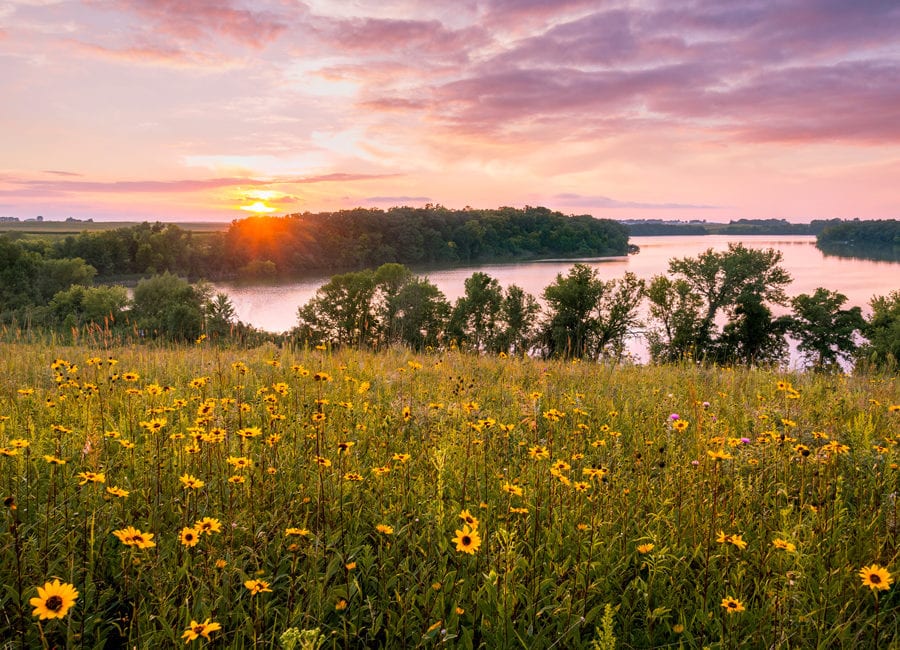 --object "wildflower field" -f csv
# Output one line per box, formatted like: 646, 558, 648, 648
1, 341, 898, 648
